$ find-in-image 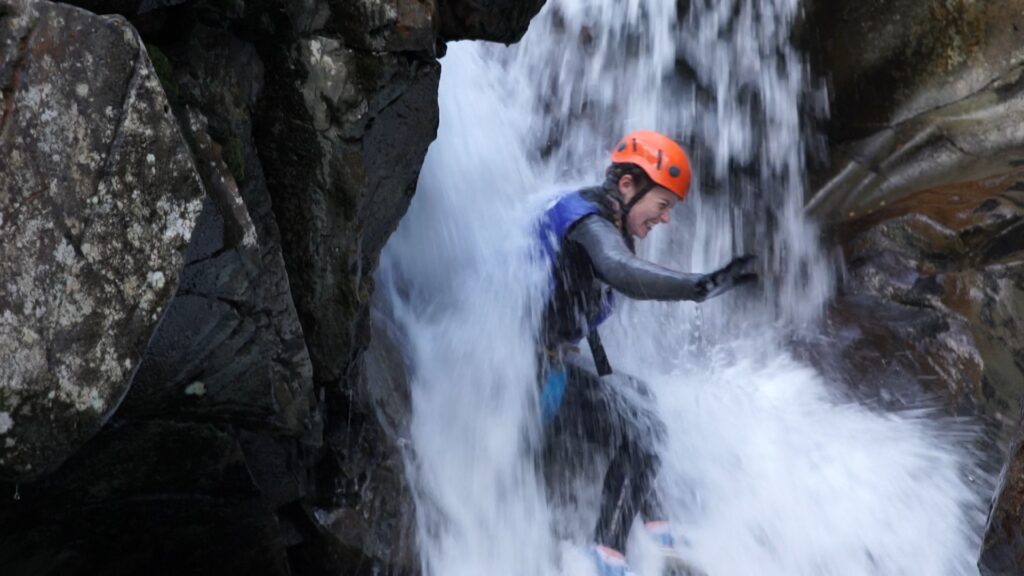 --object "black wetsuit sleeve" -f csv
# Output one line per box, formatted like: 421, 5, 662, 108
567, 215, 712, 301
